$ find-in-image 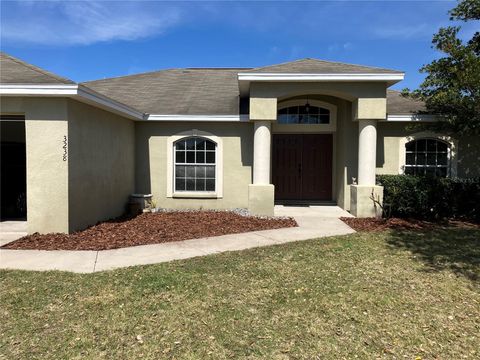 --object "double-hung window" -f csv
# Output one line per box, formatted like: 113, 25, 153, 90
174, 137, 216, 192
